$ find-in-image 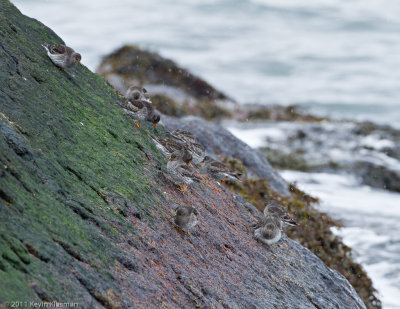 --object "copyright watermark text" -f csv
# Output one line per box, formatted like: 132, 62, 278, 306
5, 301, 79, 308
